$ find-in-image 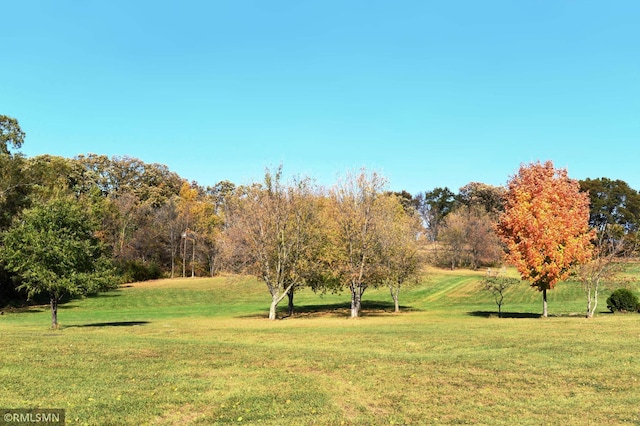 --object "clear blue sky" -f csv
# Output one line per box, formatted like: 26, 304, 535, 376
2, 1, 639, 194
